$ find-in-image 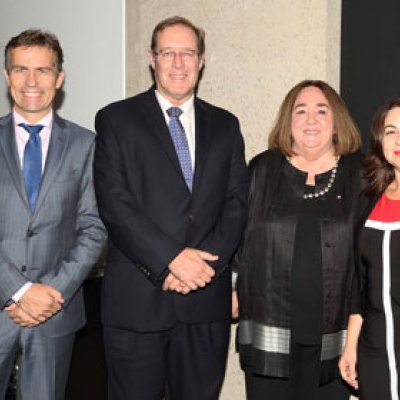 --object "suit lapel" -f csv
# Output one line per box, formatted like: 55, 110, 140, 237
0, 114, 30, 209
193, 99, 212, 194
33, 114, 68, 216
